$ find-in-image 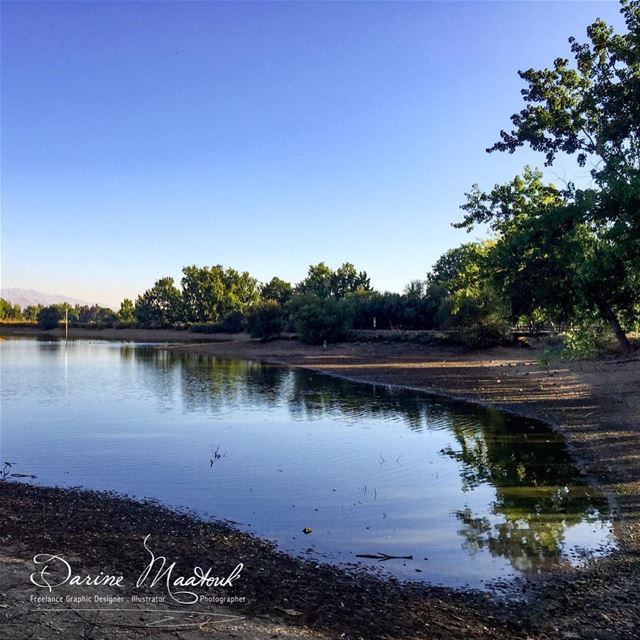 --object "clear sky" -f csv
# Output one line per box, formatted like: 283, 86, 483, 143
1, 1, 625, 307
